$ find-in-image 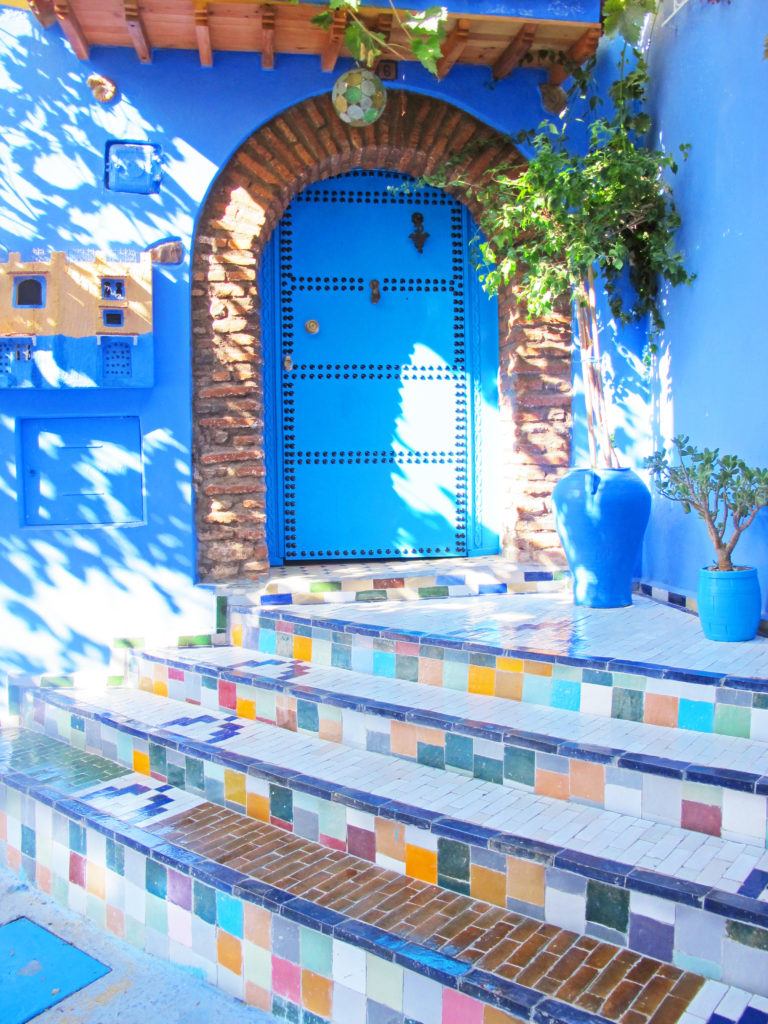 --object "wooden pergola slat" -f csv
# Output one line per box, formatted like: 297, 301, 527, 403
320, 8, 346, 73
261, 4, 275, 70
549, 26, 602, 85
124, 0, 152, 63
493, 22, 537, 80
53, 0, 89, 59
436, 17, 470, 80
25, 0, 56, 28
194, 1, 213, 67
